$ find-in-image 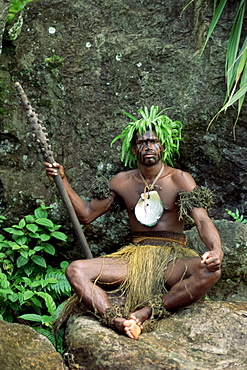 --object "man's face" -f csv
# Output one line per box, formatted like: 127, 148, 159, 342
133, 130, 164, 166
